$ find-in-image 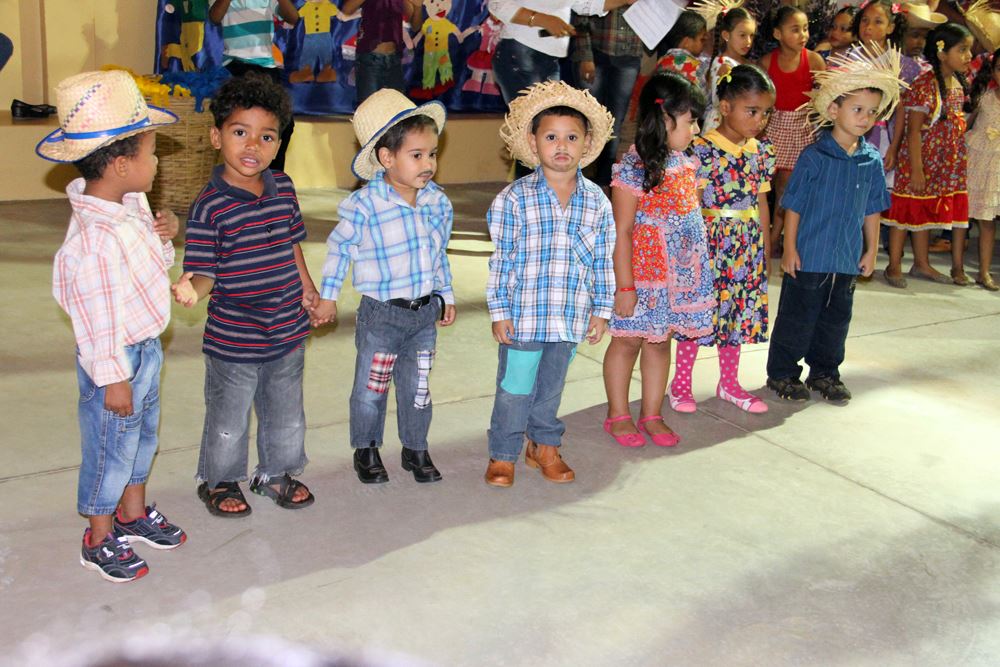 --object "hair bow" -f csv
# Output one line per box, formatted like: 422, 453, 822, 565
654, 97, 665, 105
